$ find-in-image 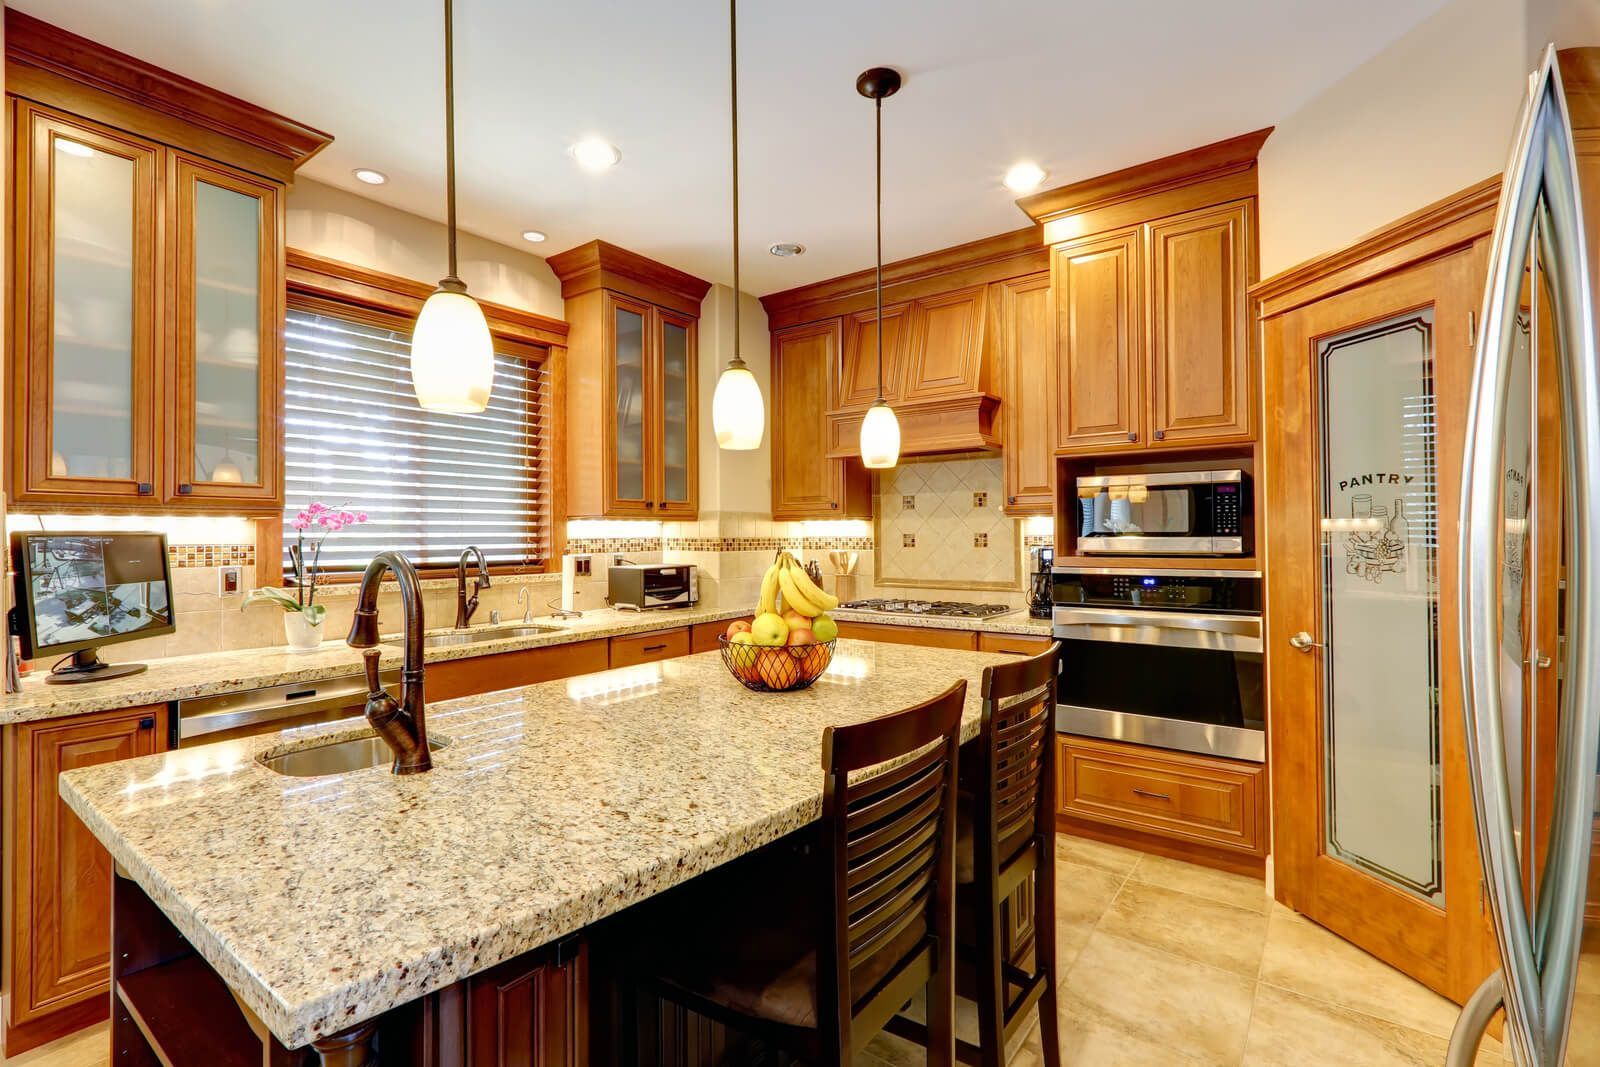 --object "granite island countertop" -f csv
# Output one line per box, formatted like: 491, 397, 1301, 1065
58, 639, 1015, 1049
0, 605, 751, 725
